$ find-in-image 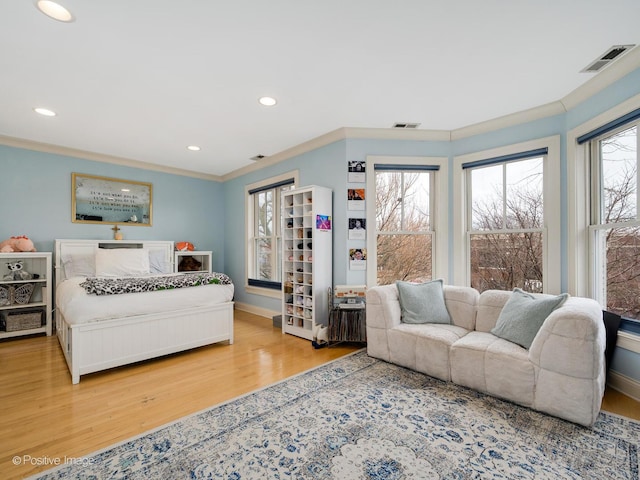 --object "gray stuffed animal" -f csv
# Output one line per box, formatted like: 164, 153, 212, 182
3, 261, 39, 281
